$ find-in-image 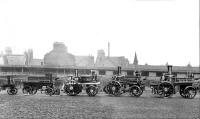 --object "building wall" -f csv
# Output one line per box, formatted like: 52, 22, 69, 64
0, 57, 4, 65
105, 71, 113, 76
177, 73, 187, 78
149, 72, 156, 77
6, 55, 26, 65
75, 56, 94, 67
